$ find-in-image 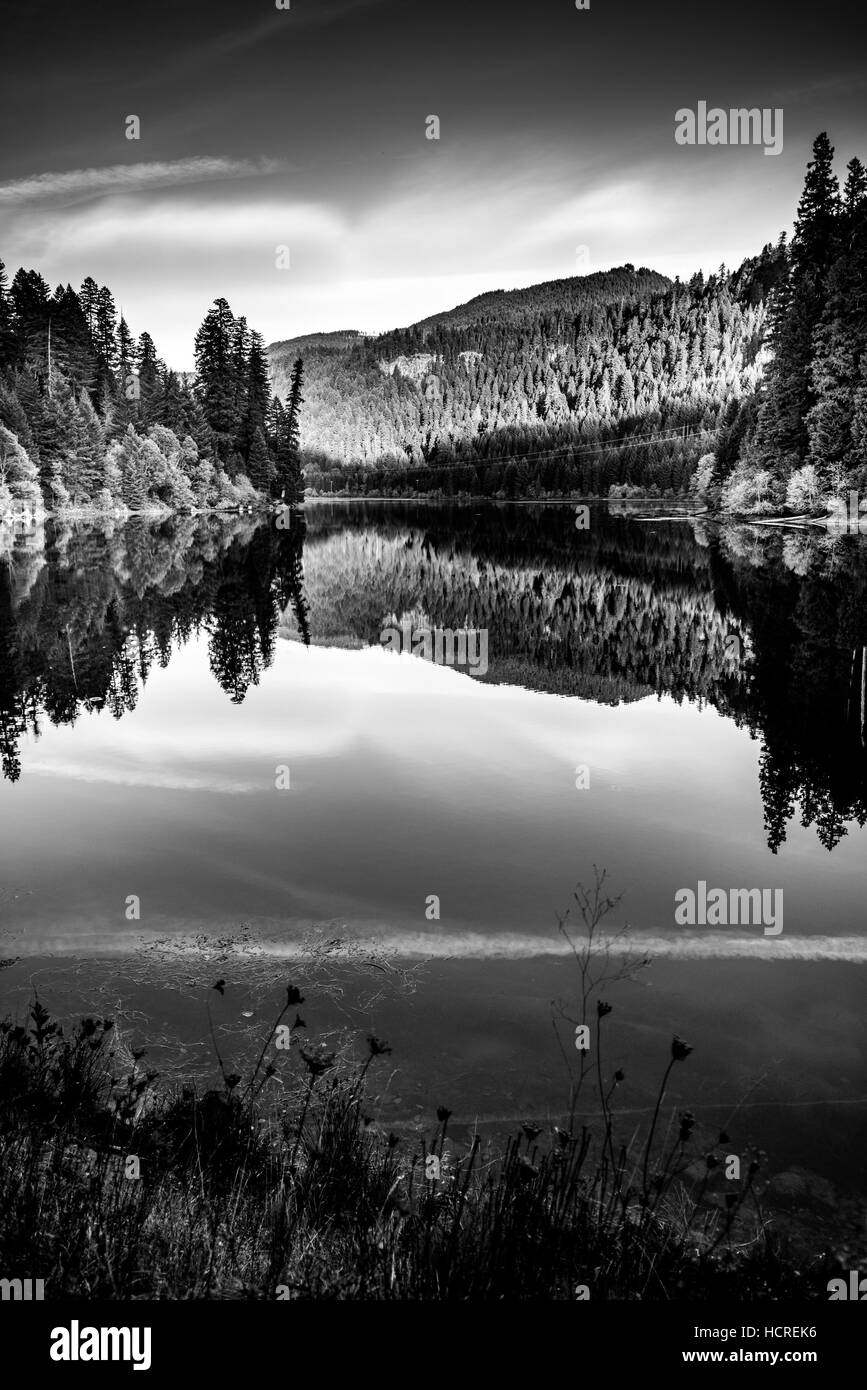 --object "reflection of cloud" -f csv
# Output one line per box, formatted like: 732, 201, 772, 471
23, 761, 260, 794
0, 157, 289, 206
